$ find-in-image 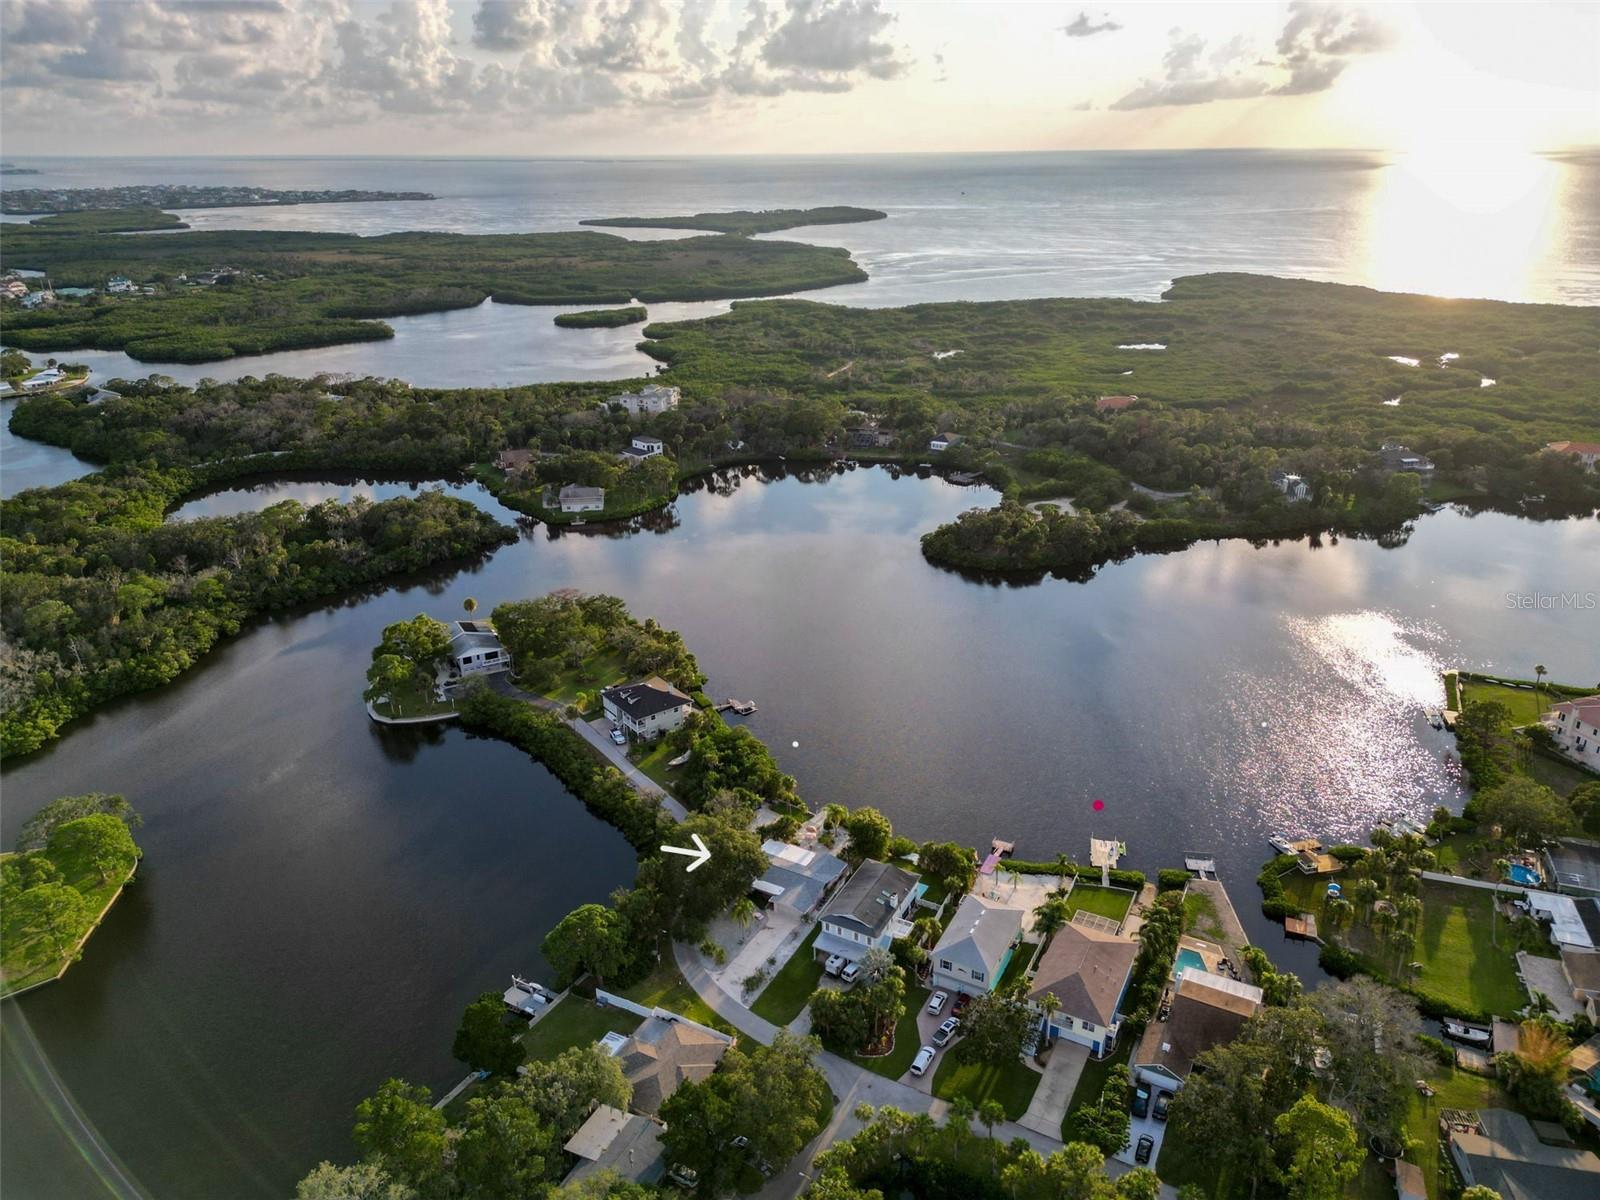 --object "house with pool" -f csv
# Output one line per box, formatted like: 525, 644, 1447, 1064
1028, 919, 1138, 1058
